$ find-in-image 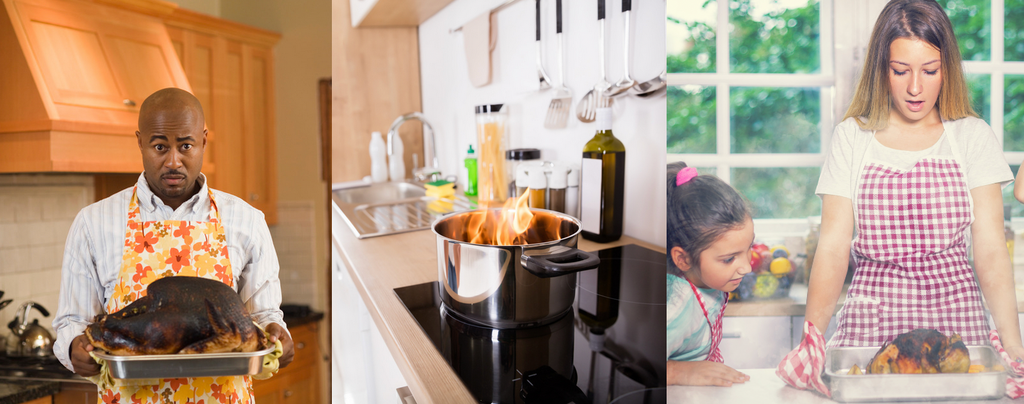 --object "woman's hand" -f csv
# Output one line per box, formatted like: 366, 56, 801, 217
668, 360, 749, 386
1004, 342, 1024, 367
